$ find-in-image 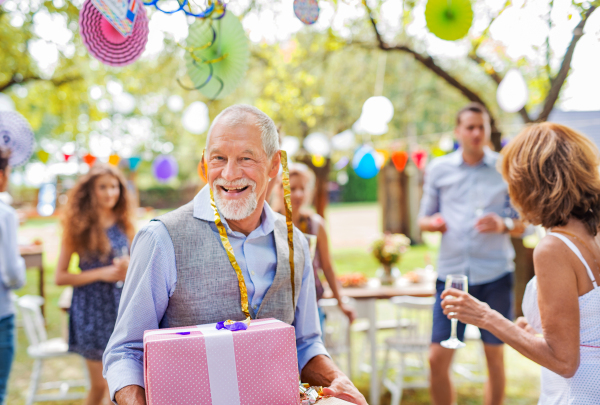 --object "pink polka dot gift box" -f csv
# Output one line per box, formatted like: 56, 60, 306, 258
143, 318, 300, 405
